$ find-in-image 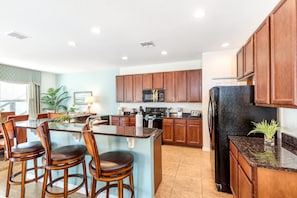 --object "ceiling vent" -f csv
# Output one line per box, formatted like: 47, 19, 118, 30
140, 41, 155, 48
7, 31, 28, 40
